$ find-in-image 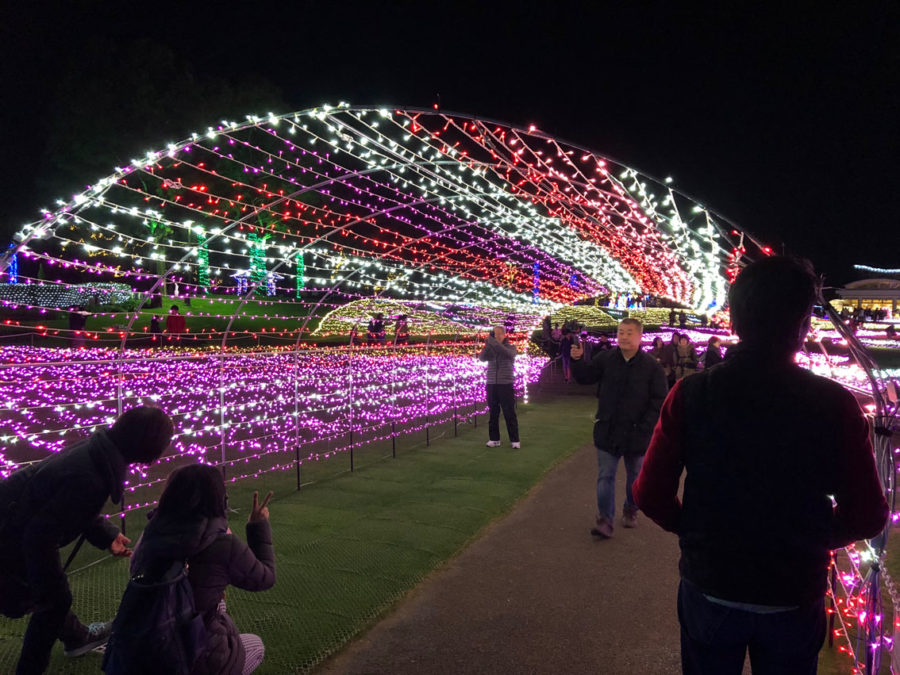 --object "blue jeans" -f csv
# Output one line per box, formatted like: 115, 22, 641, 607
595, 448, 643, 521
678, 579, 825, 675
